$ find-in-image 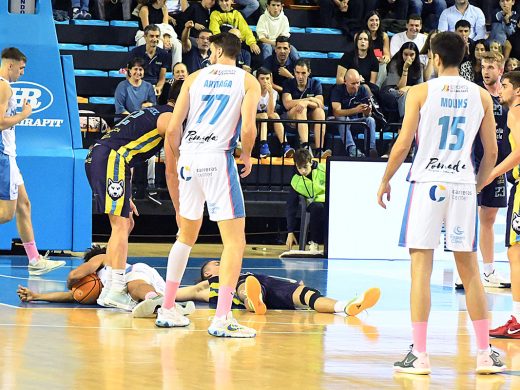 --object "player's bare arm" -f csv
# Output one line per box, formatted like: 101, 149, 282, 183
0, 81, 32, 130
240, 72, 262, 178
17, 286, 74, 303
67, 254, 104, 289
489, 106, 520, 181
175, 280, 210, 302
377, 83, 425, 208
475, 88, 498, 192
